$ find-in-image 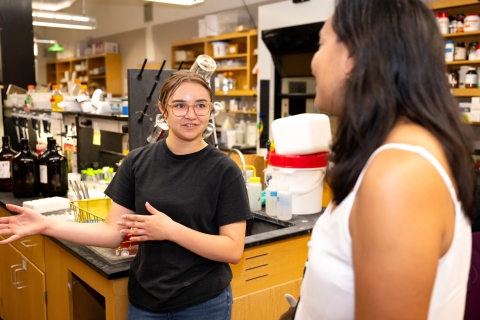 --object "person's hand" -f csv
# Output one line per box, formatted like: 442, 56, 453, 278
0, 204, 48, 244
116, 202, 176, 242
